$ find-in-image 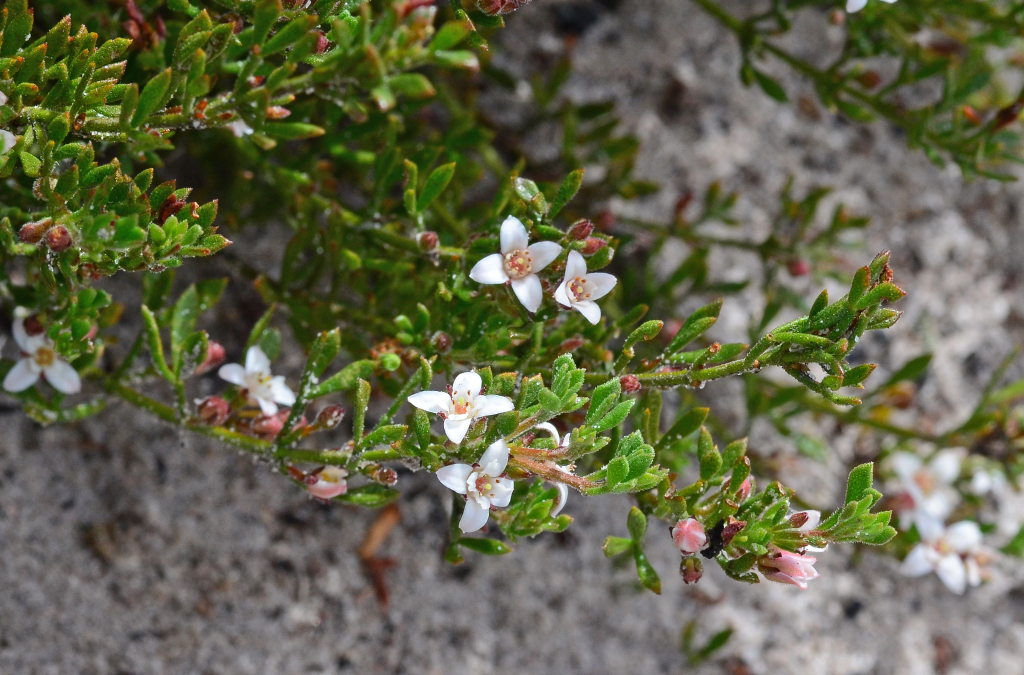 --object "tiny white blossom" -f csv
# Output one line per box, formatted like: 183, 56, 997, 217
554, 250, 617, 324
436, 439, 514, 532
535, 422, 575, 517
0, 129, 16, 154
889, 449, 962, 541
469, 215, 562, 312
793, 509, 827, 552
227, 119, 254, 137
3, 309, 81, 395
846, 0, 896, 12
900, 521, 992, 594
407, 371, 513, 444
218, 345, 296, 415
